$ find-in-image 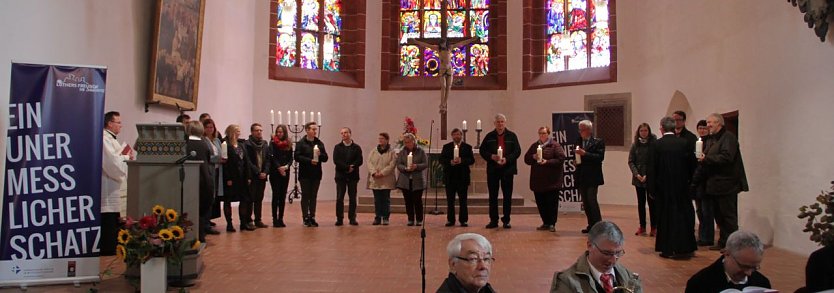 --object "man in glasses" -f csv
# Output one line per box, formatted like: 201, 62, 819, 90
551, 221, 642, 293
437, 233, 497, 293
685, 230, 772, 293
